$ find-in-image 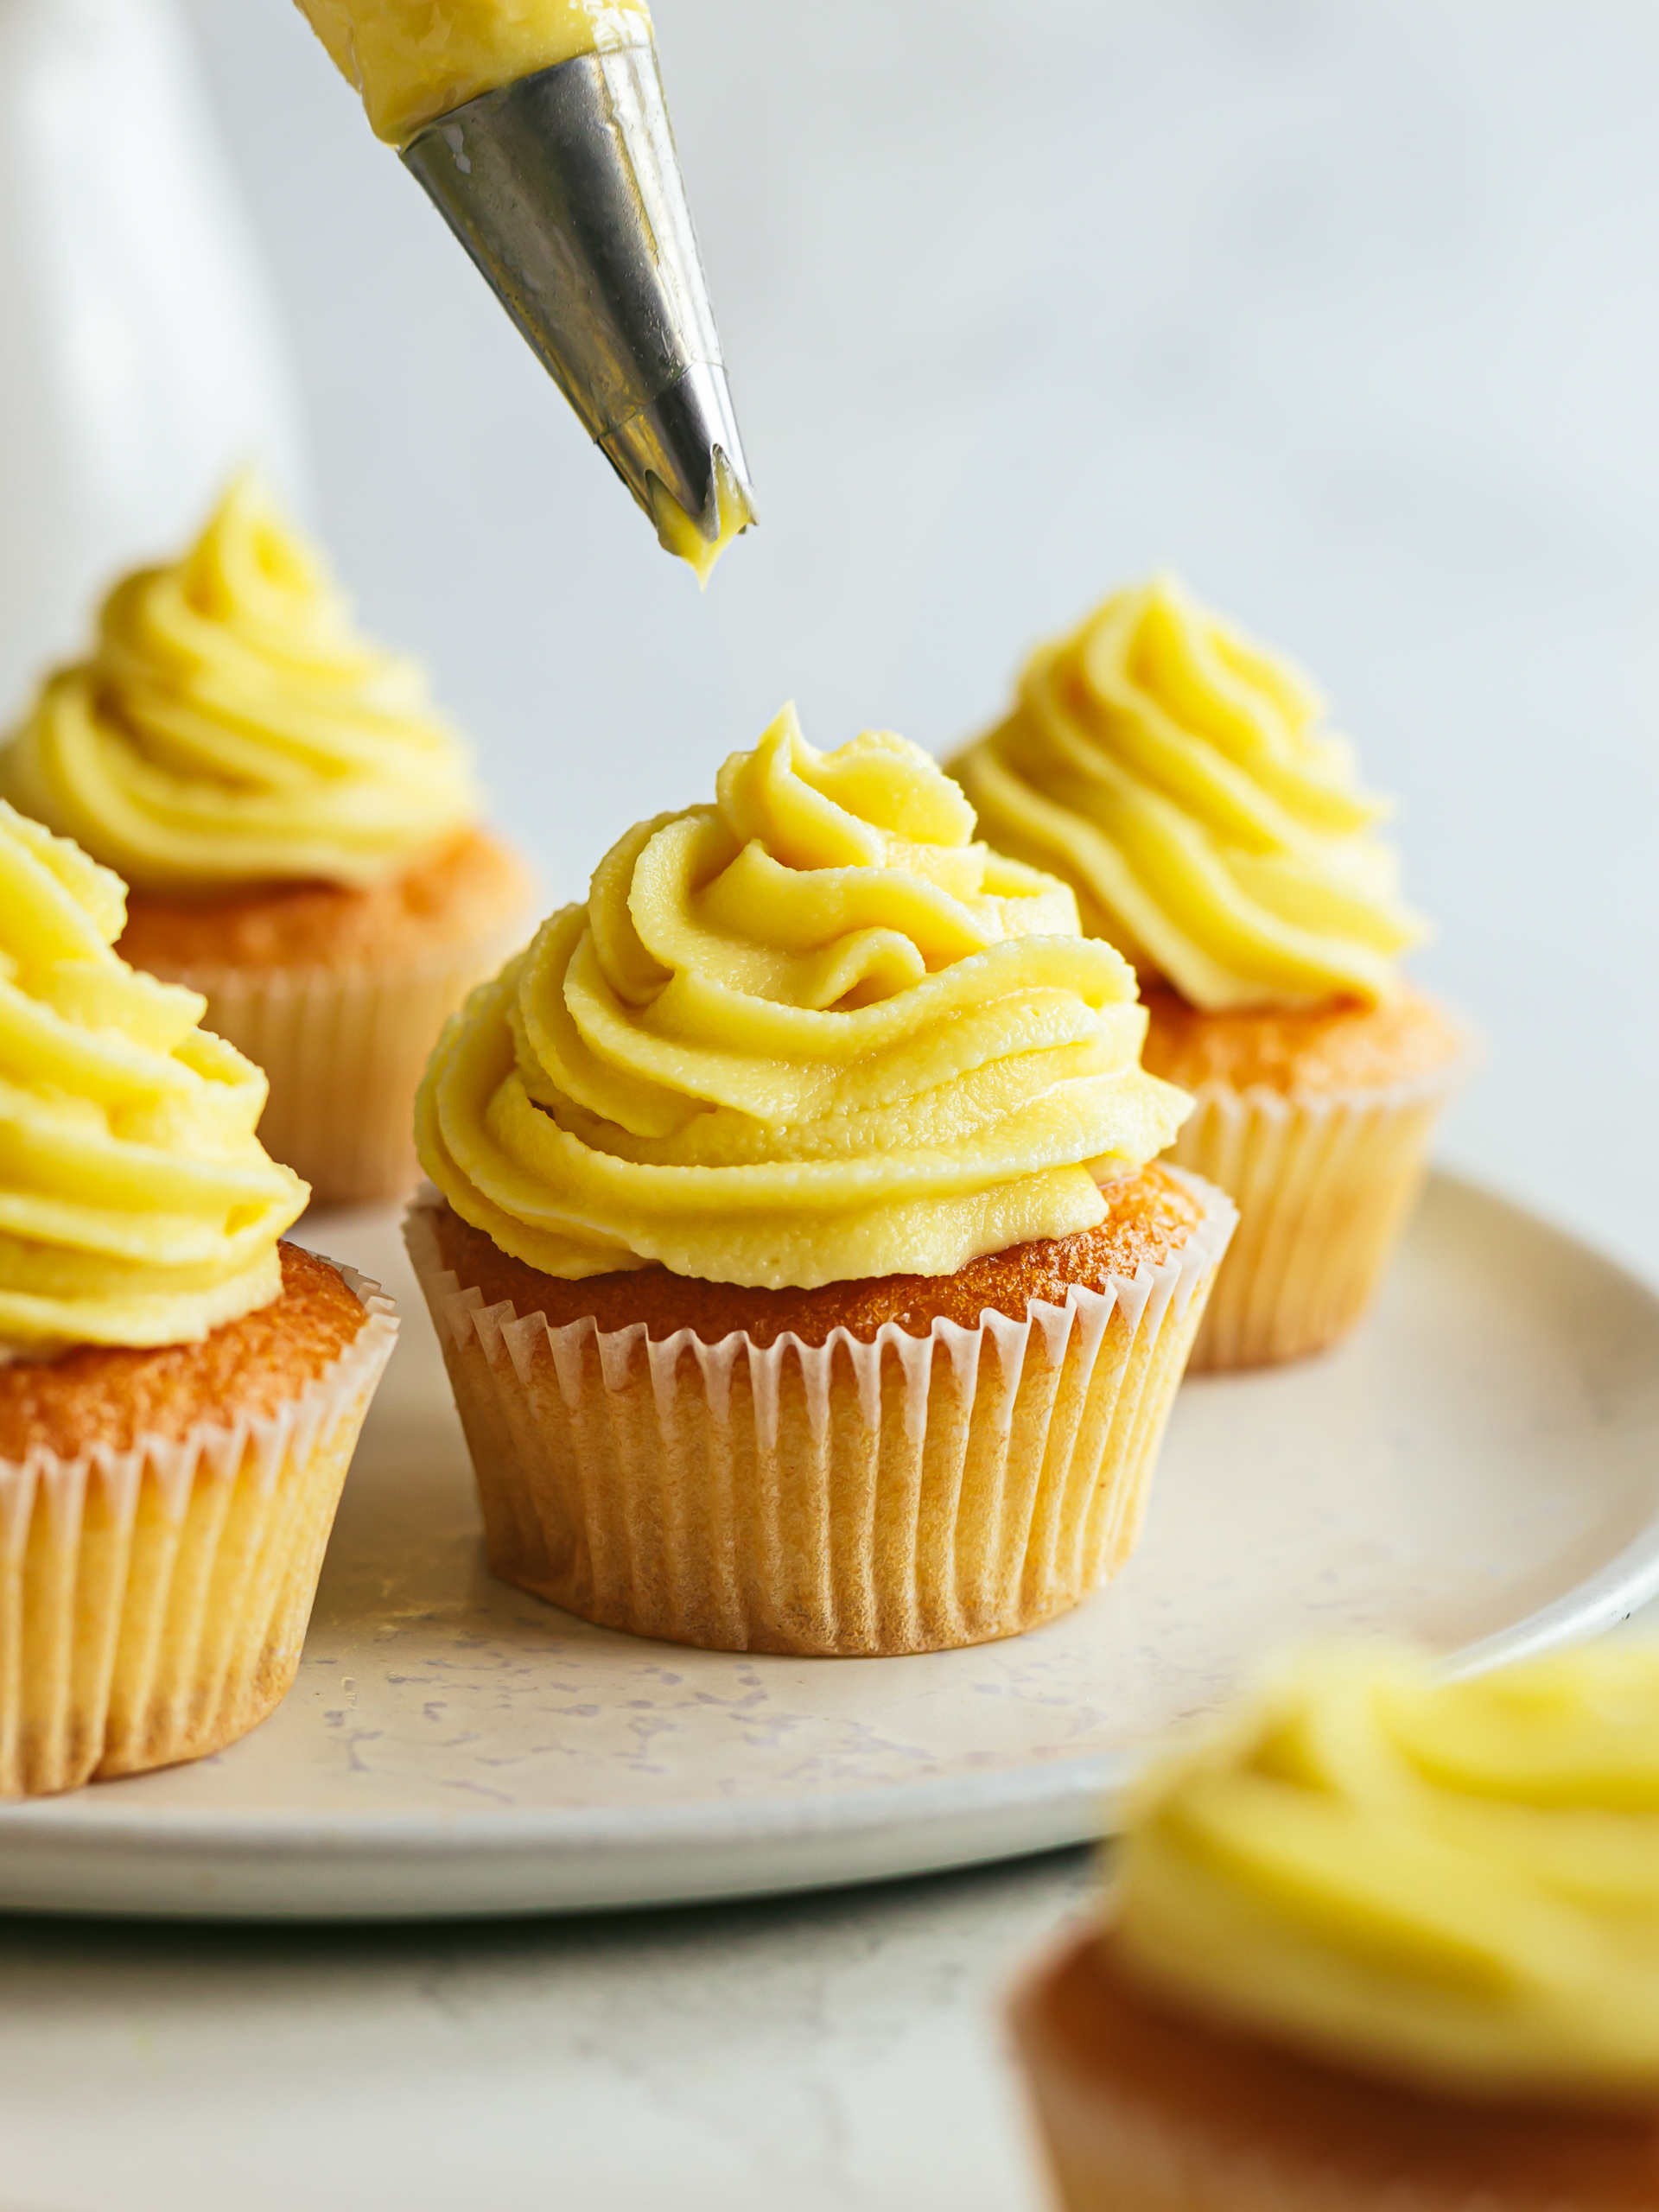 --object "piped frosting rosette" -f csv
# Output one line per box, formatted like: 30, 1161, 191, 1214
407, 711, 1234, 1656
1, 475, 478, 894
0, 802, 306, 1356
950, 575, 1423, 1014
954, 579, 1465, 1370
417, 704, 1191, 1289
